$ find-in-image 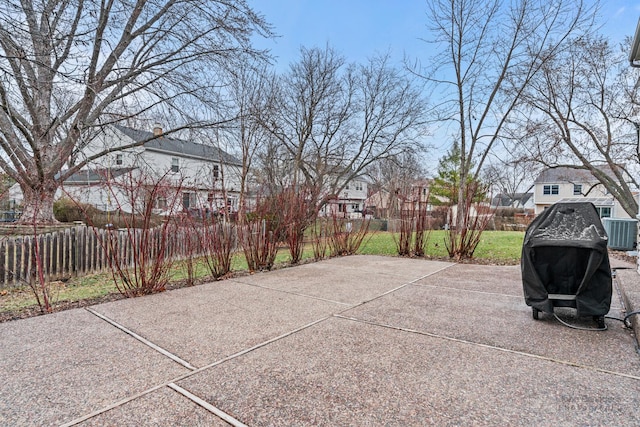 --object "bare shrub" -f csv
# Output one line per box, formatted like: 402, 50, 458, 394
201, 216, 236, 279
99, 171, 183, 297
28, 224, 53, 313
240, 194, 283, 272
20, 198, 55, 312
178, 214, 200, 286
395, 208, 414, 256
393, 188, 432, 257
327, 213, 370, 256
278, 187, 315, 264
413, 200, 432, 257
444, 183, 495, 260
310, 218, 328, 260
240, 217, 280, 272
